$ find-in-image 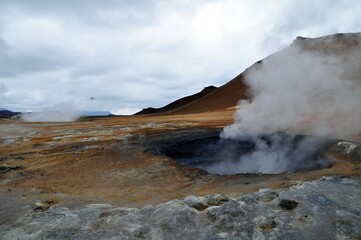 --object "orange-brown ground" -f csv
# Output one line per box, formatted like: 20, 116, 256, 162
0, 109, 360, 207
